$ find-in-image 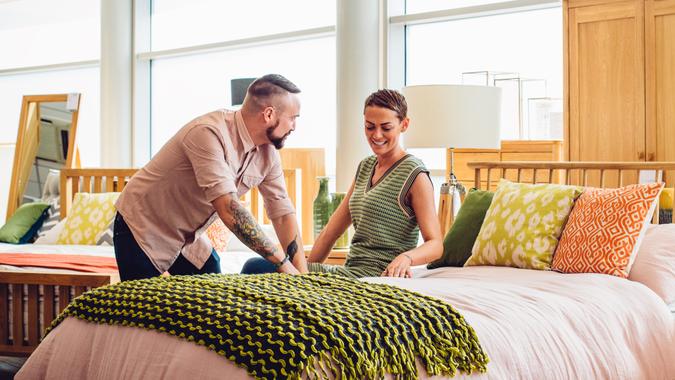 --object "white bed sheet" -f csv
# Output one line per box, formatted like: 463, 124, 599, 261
17, 266, 675, 380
